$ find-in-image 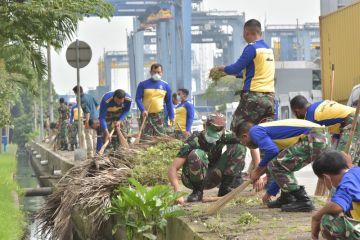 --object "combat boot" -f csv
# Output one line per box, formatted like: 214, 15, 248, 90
267, 191, 296, 208
218, 175, 236, 197
187, 183, 203, 202
281, 186, 315, 212
59, 144, 65, 151
70, 144, 74, 151
63, 144, 69, 151
229, 173, 244, 189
